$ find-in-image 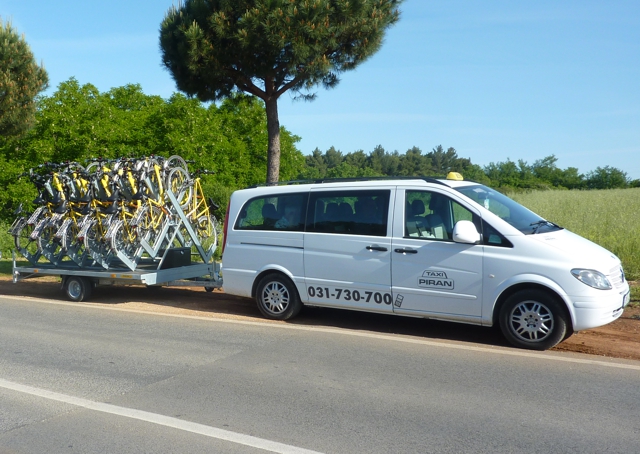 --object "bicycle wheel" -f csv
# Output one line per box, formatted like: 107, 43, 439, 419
110, 220, 138, 260
57, 219, 73, 251
83, 218, 100, 252
67, 162, 85, 173
35, 219, 53, 253
165, 155, 189, 175
38, 224, 64, 258
196, 214, 217, 240
84, 160, 101, 175
14, 223, 39, 257
61, 222, 87, 264
9, 216, 26, 236
195, 214, 218, 254
135, 204, 165, 234
166, 167, 193, 209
